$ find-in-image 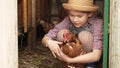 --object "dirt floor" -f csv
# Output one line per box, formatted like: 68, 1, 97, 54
18, 37, 102, 68
18, 38, 64, 68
